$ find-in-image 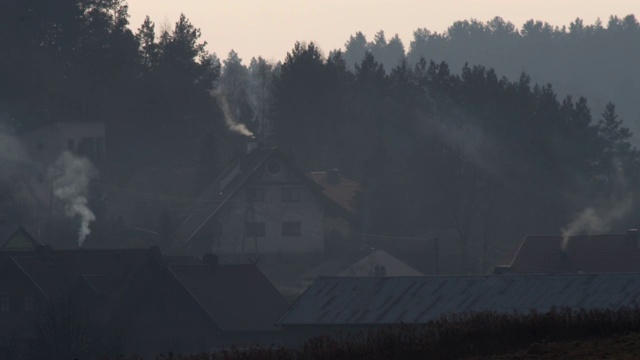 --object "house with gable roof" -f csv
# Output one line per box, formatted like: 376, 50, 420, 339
174, 141, 334, 257
494, 229, 640, 274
